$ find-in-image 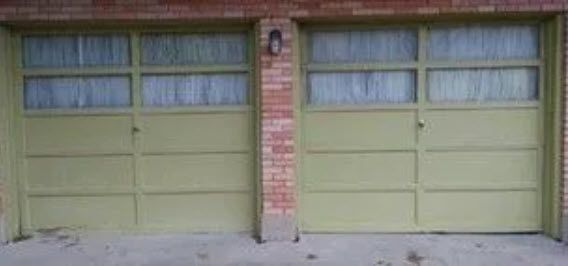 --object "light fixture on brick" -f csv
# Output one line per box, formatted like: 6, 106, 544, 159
268, 29, 282, 55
